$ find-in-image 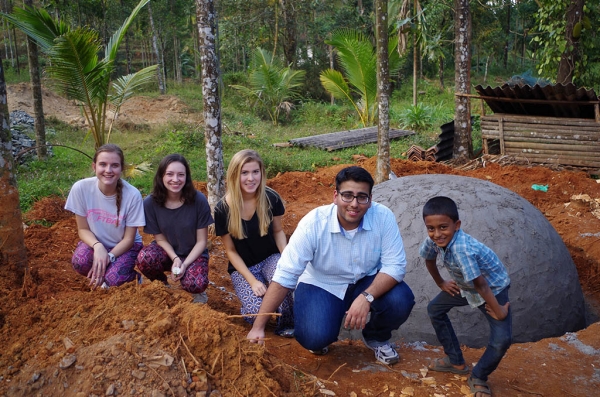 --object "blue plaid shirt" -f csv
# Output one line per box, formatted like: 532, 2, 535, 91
273, 202, 407, 299
419, 229, 510, 307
